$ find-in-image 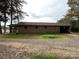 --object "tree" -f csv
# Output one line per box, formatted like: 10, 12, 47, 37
9, 0, 26, 33
58, 0, 79, 23
0, 0, 26, 33
68, 0, 79, 20
0, 0, 9, 34
58, 0, 79, 32
58, 12, 73, 24
0, 15, 3, 34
